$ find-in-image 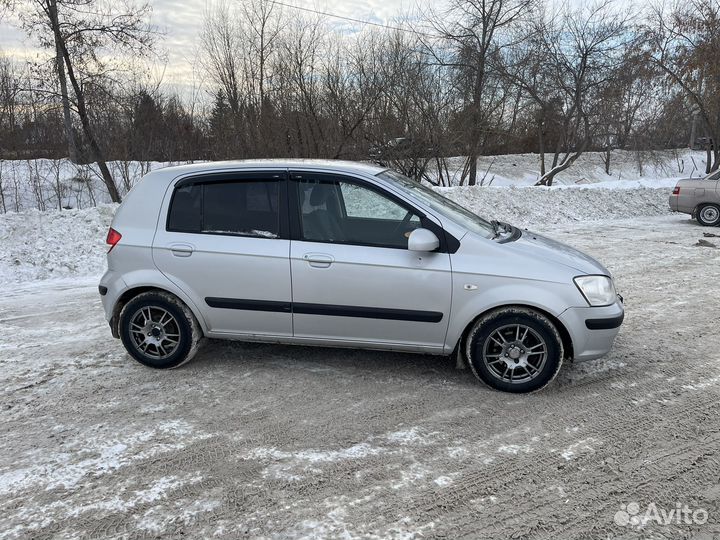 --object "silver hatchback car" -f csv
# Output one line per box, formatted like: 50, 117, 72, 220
99, 160, 624, 393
